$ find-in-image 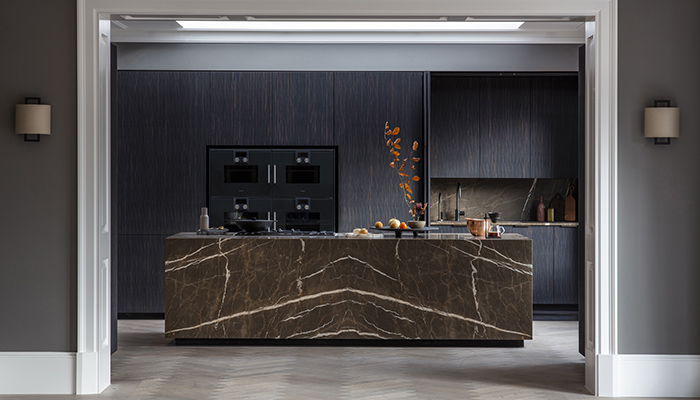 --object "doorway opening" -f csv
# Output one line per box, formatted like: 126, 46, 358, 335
77, 1, 617, 395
